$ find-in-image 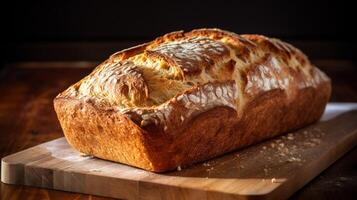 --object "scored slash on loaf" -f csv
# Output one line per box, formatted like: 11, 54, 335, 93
54, 28, 331, 172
